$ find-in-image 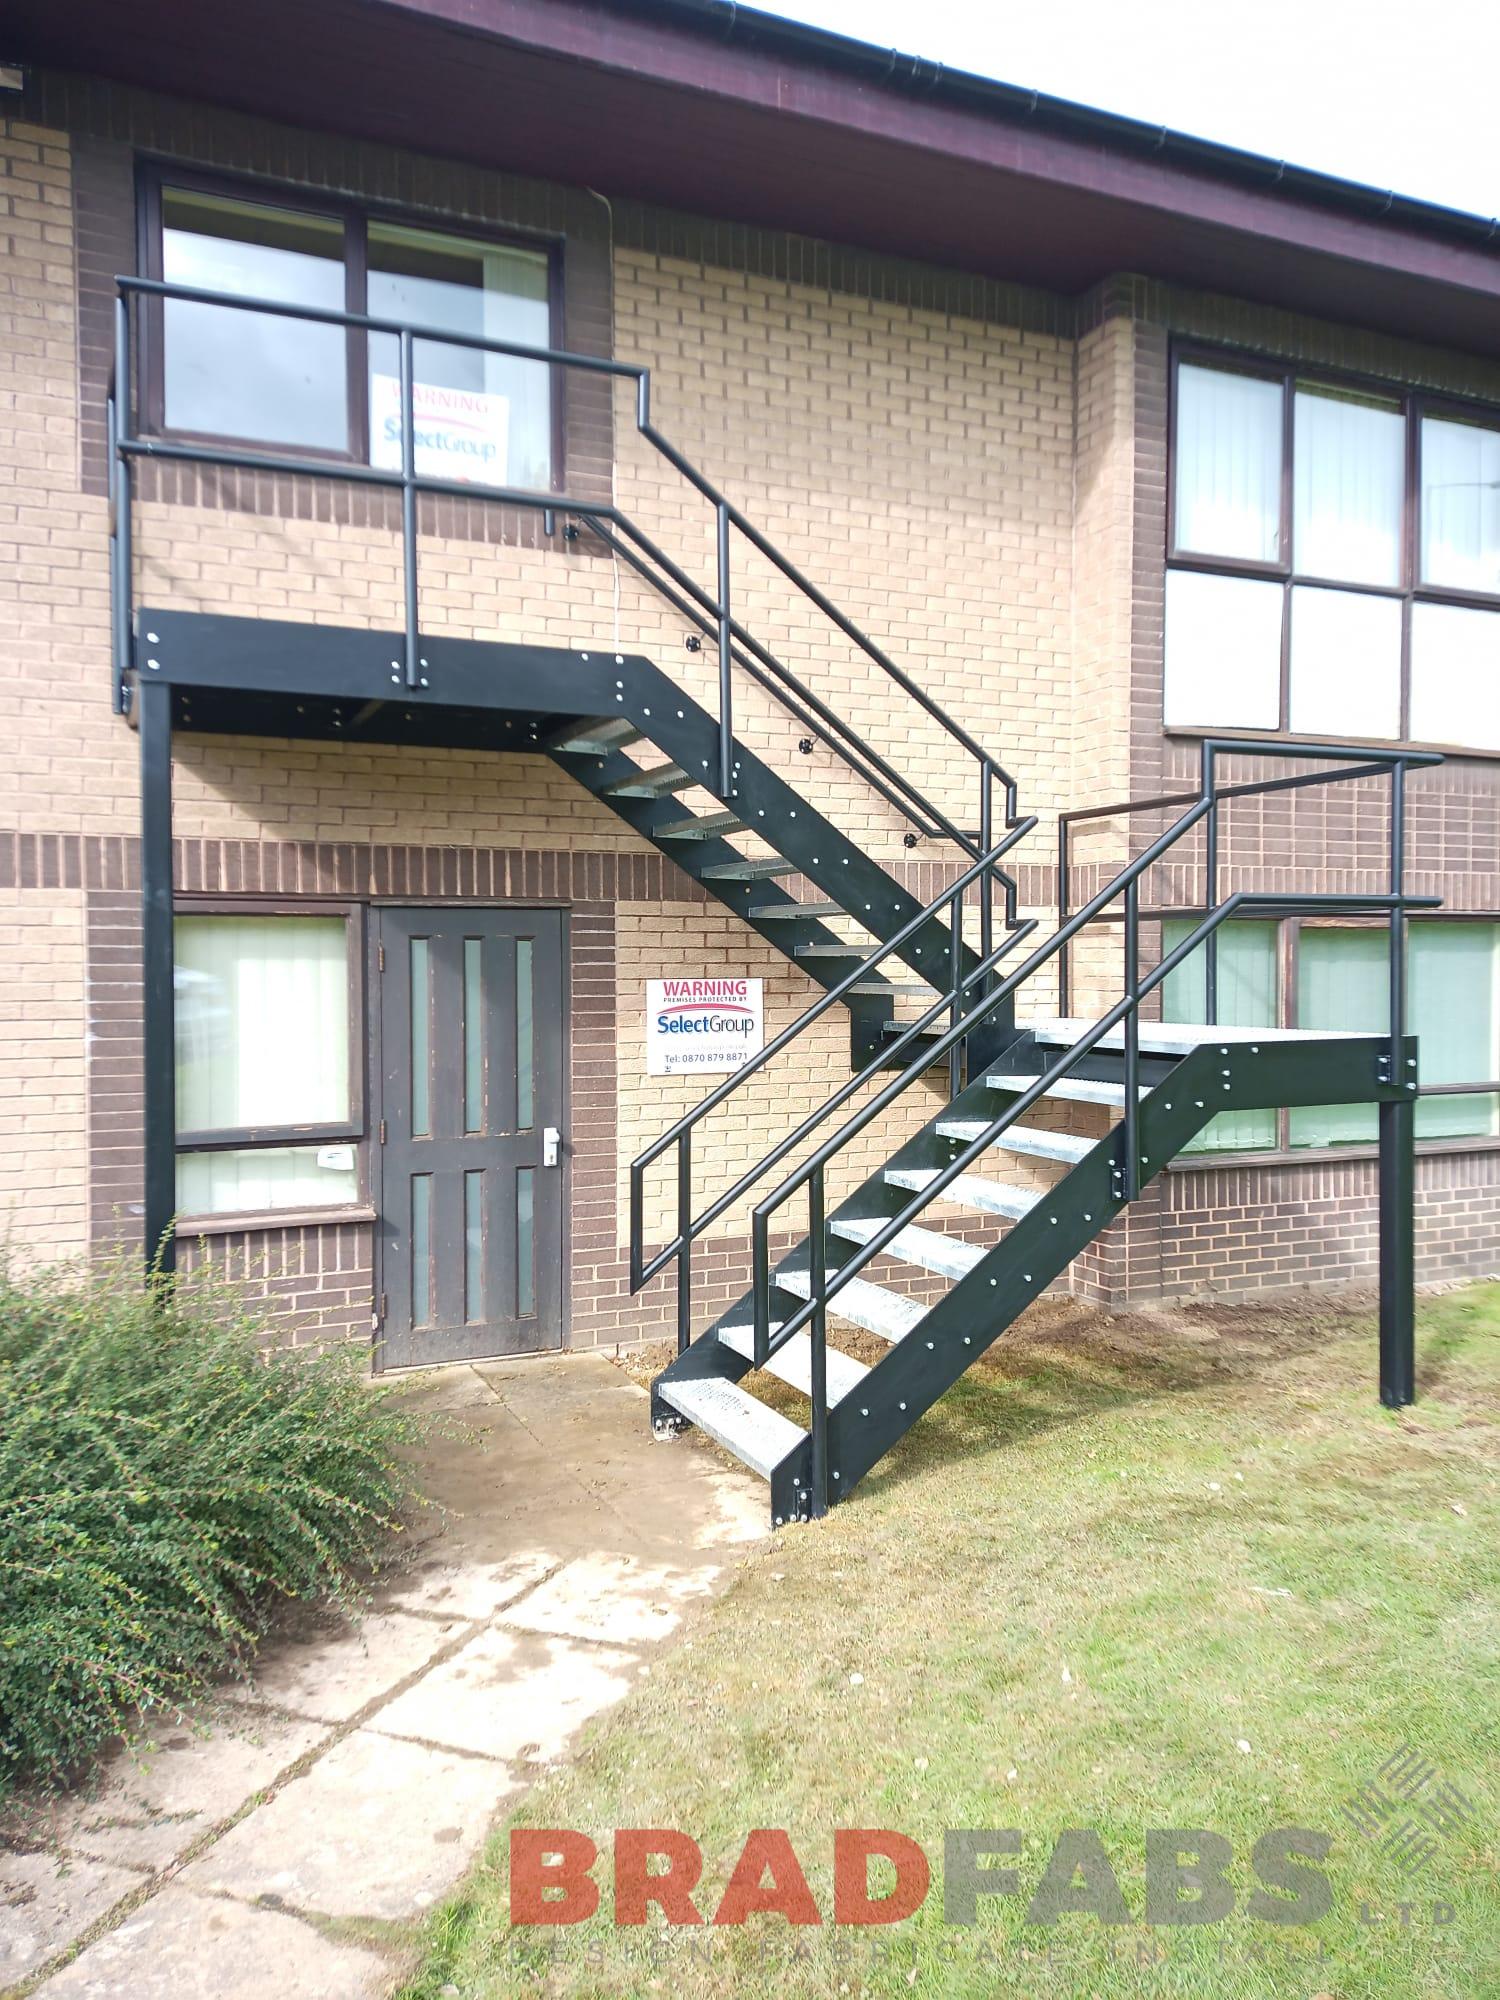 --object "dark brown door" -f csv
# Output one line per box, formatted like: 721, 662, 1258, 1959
375, 908, 565, 1366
